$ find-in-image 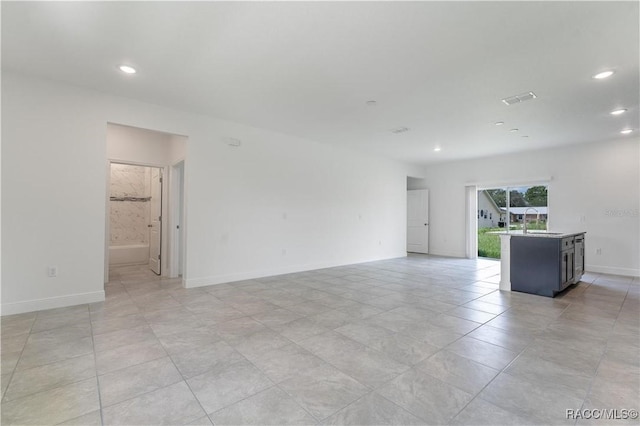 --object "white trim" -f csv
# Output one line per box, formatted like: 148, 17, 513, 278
1, 291, 105, 316
465, 185, 478, 259
471, 177, 553, 190
426, 249, 467, 258
169, 161, 186, 278
184, 253, 407, 288
586, 266, 640, 277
